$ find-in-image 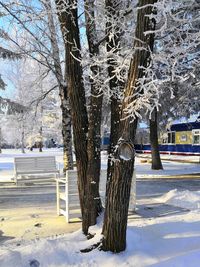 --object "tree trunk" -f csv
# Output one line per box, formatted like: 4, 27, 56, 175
38, 125, 43, 152
44, 0, 73, 172
21, 129, 25, 153
150, 108, 163, 169
55, 0, 89, 235
0, 127, 2, 153
61, 96, 73, 171
84, 0, 103, 232
20, 115, 25, 153
105, 0, 123, 192
102, 0, 157, 252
